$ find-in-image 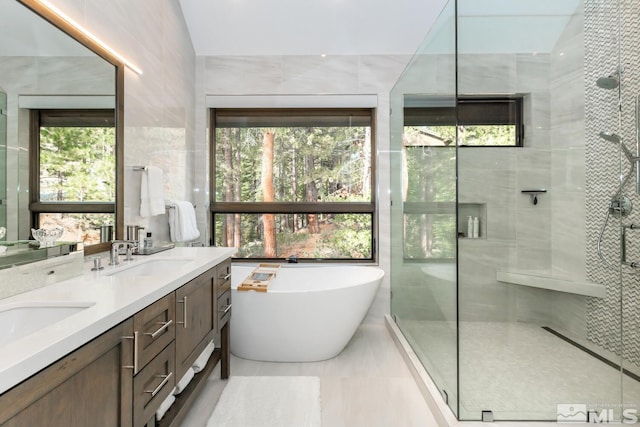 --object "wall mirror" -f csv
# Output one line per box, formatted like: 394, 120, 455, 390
0, 0, 123, 257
